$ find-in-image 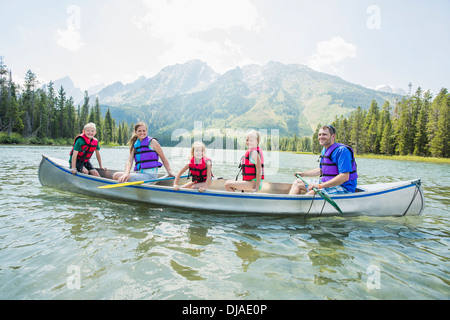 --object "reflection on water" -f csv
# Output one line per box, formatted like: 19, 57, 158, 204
0, 146, 449, 299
